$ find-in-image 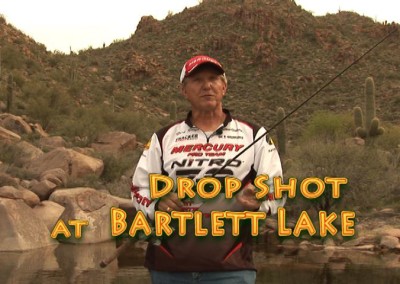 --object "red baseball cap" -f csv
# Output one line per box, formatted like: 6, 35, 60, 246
180, 55, 225, 83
